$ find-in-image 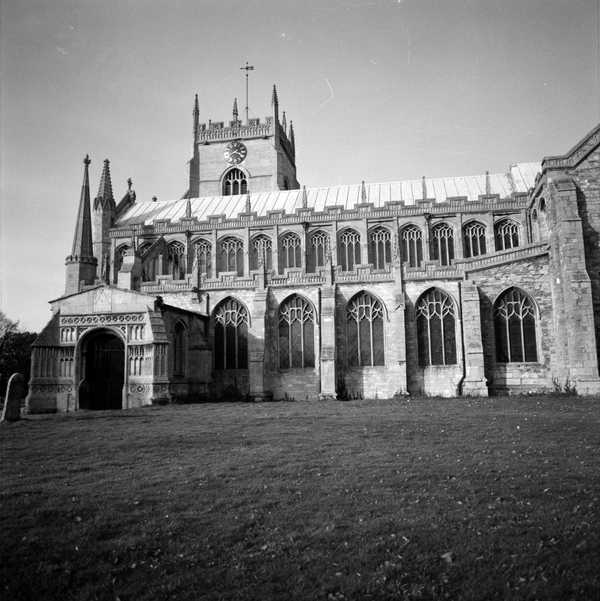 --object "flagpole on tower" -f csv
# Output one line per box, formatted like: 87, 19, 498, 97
240, 61, 254, 125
